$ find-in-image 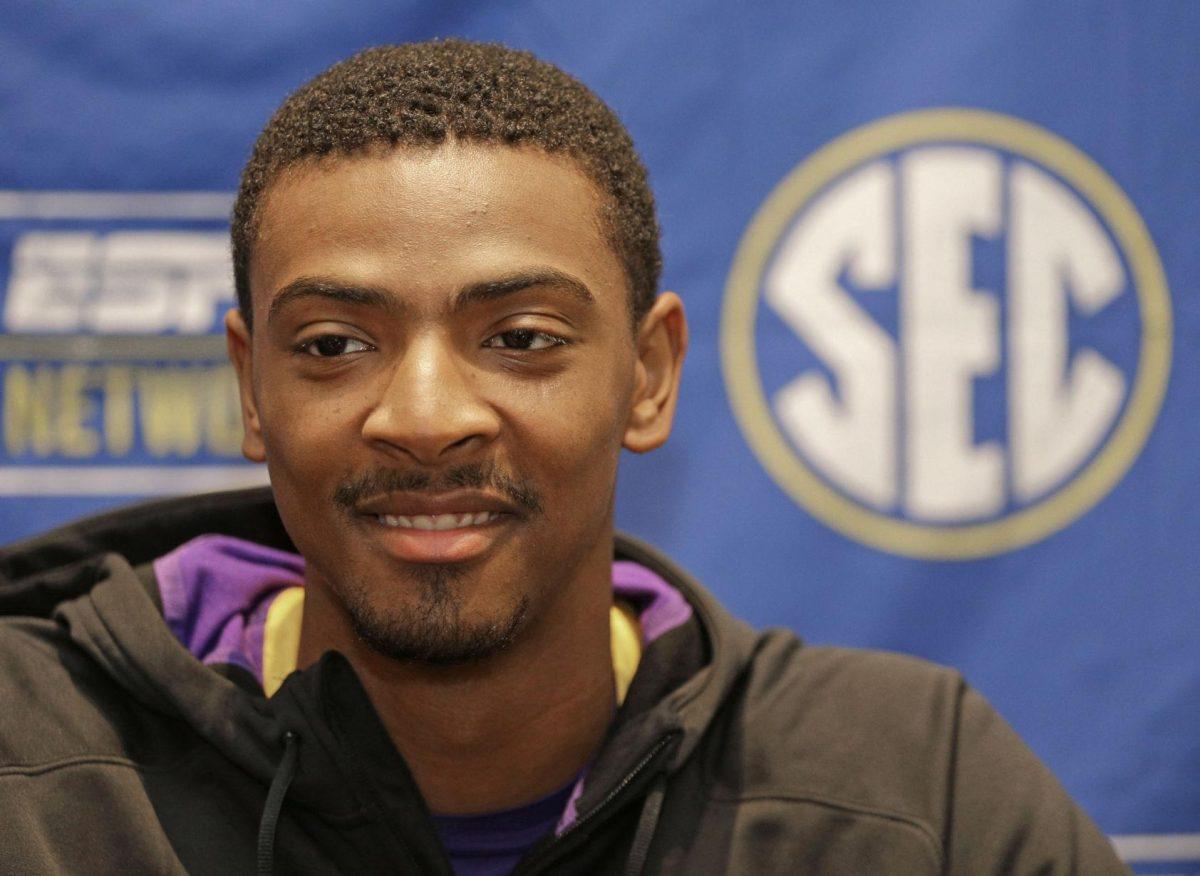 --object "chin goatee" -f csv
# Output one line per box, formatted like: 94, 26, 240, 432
340, 564, 532, 666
